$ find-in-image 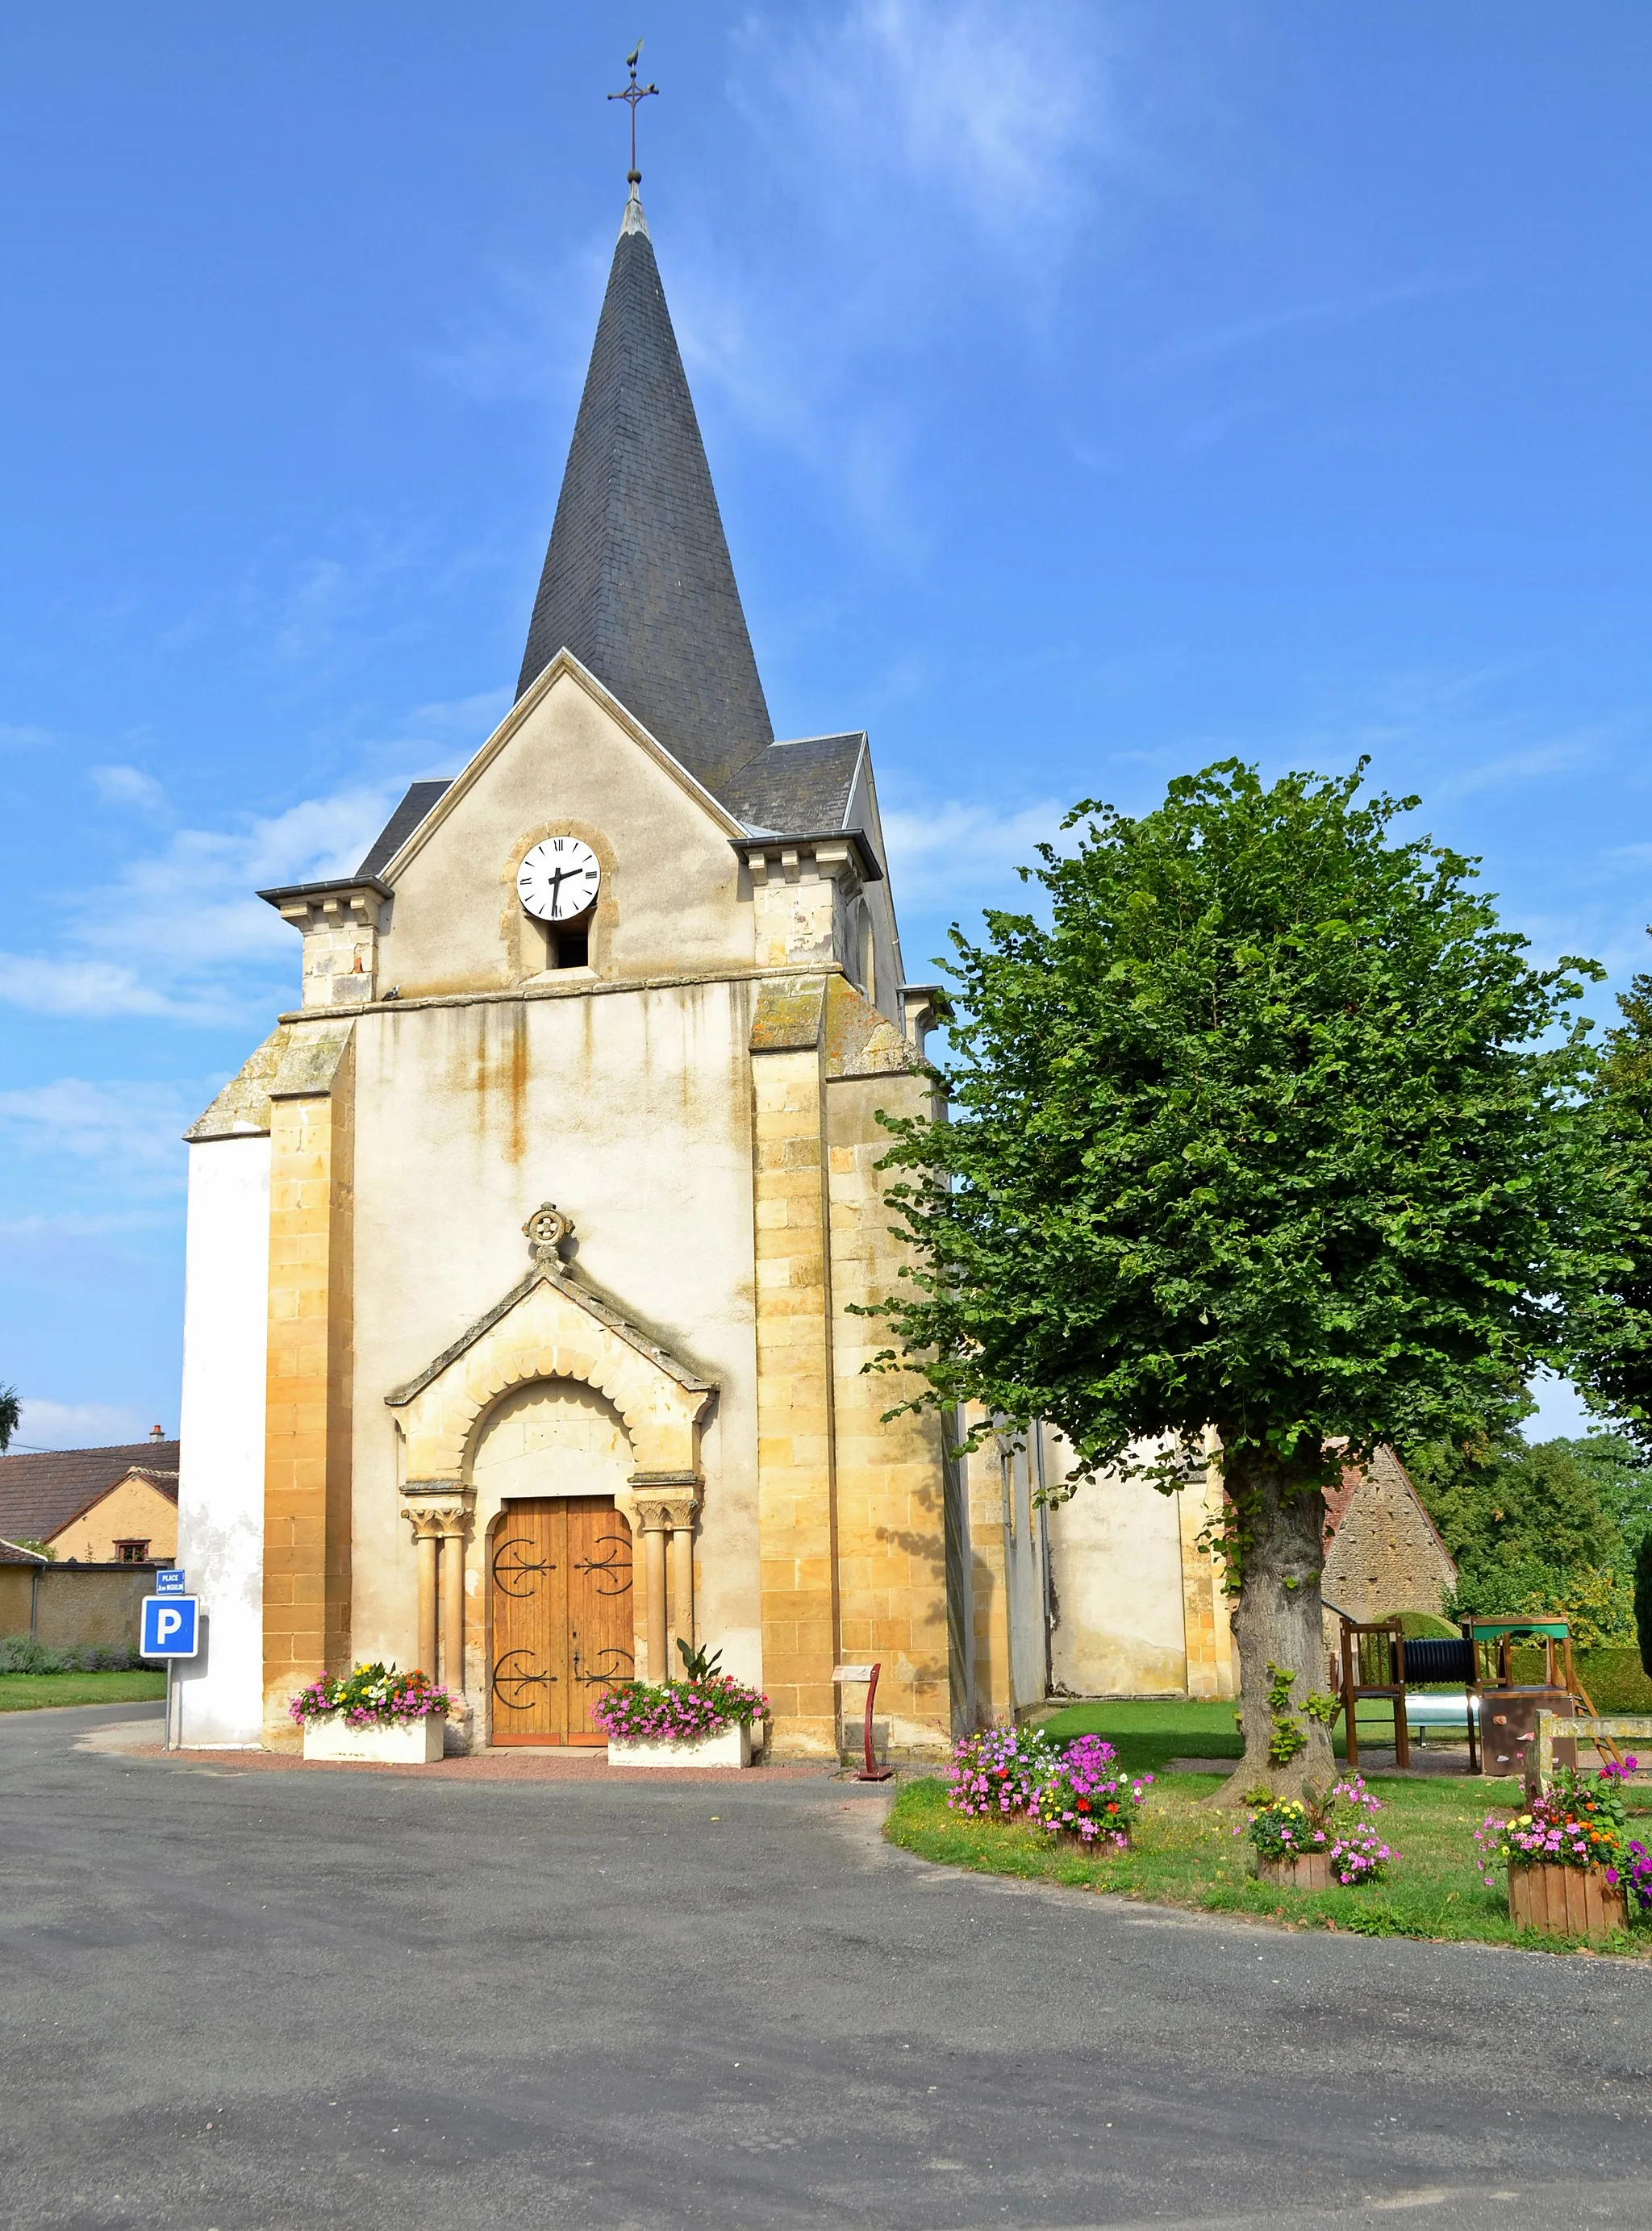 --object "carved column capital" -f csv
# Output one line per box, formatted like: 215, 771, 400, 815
401, 1482, 473, 1541
628, 1472, 699, 1535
